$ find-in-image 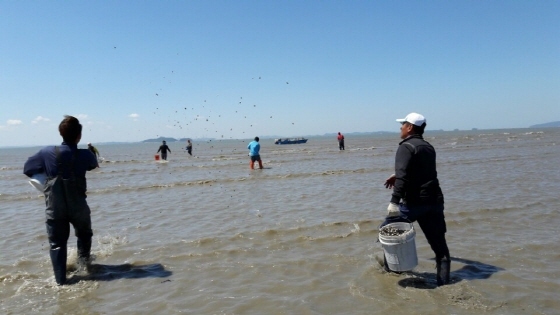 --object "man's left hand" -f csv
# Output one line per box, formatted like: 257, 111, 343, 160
387, 202, 400, 217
